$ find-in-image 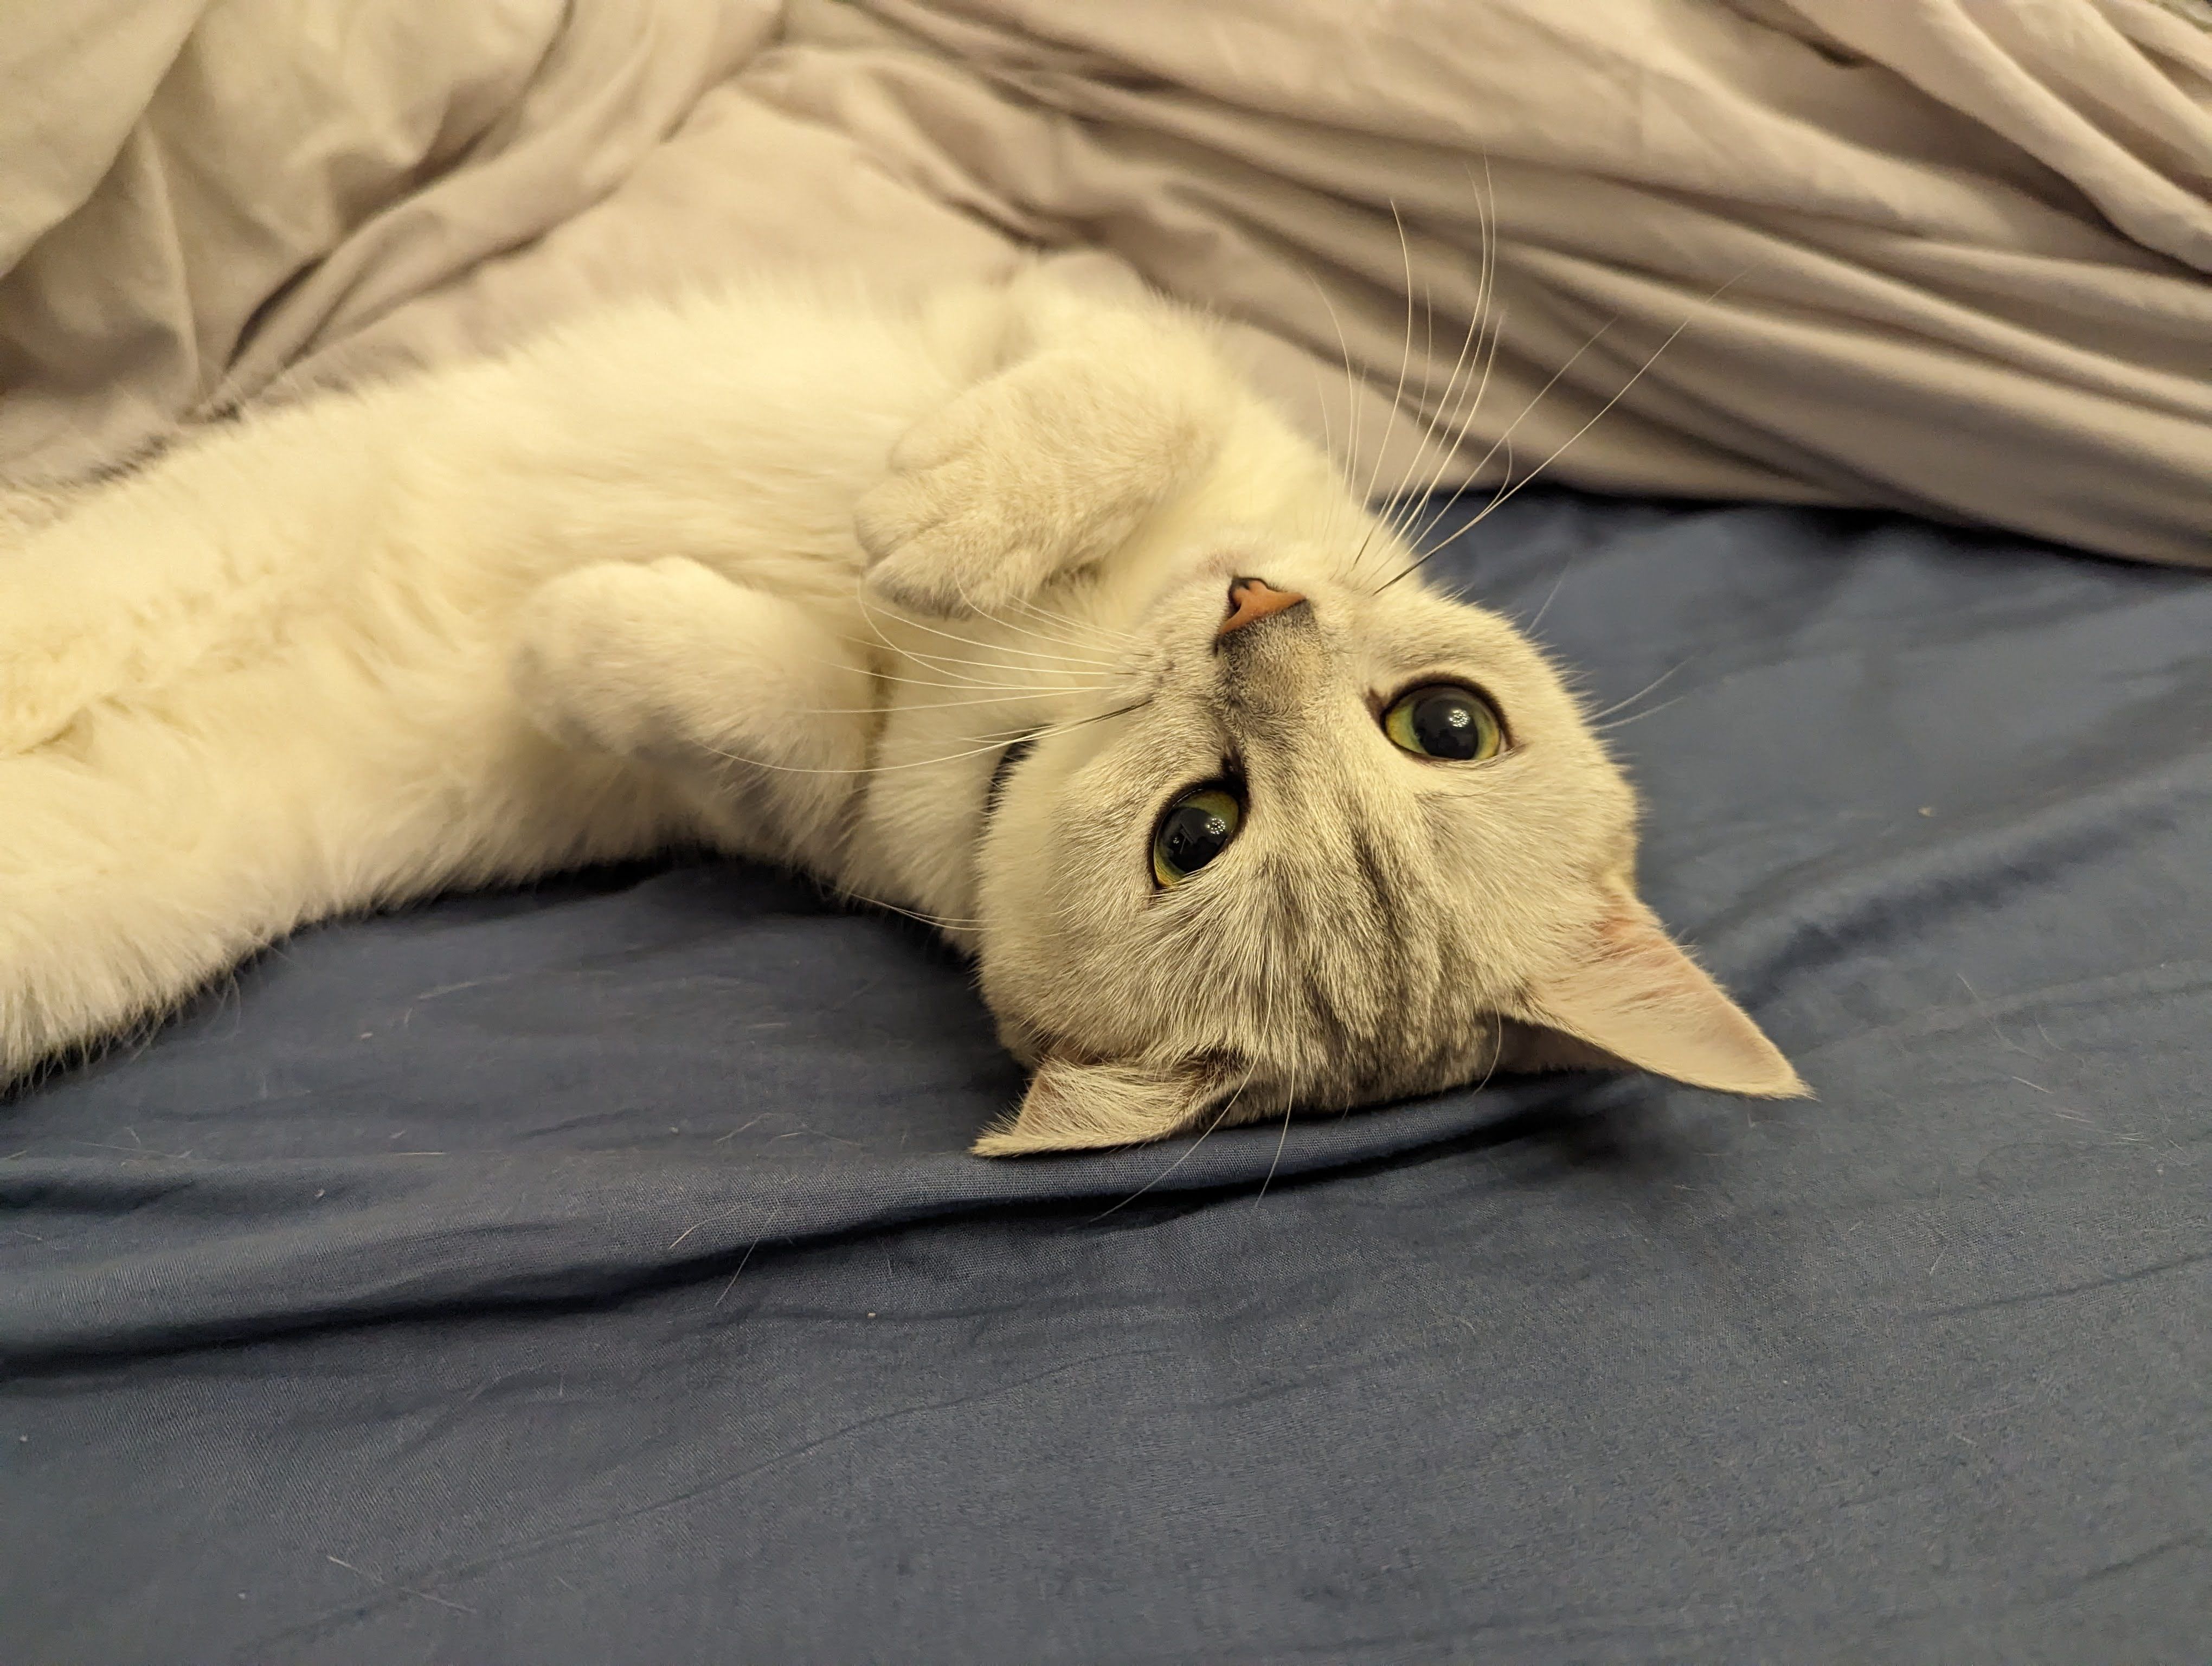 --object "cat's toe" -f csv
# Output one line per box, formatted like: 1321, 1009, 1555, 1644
861, 537, 1034, 619
857, 475, 1046, 617
852, 472, 949, 571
